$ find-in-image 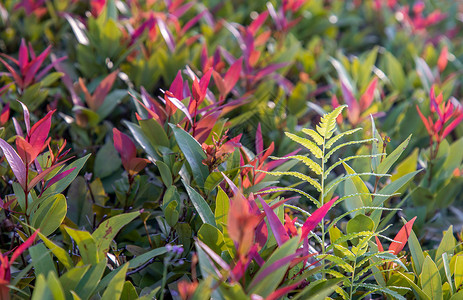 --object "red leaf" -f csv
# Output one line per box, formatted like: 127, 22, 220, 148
375, 236, 384, 252
127, 157, 151, 175
359, 77, 377, 111
259, 196, 289, 246
113, 128, 136, 172
442, 111, 463, 140
266, 281, 303, 300
10, 230, 38, 264
0, 103, 9, 126
28, 110, 54, 151
300, 197, 337, 241
416, 105, 433, 136
438, 46, 448, 73
389, 216, 416, 255
91, 71, 118, 111
224, 57, 242, 96
212, 70, 226, 97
